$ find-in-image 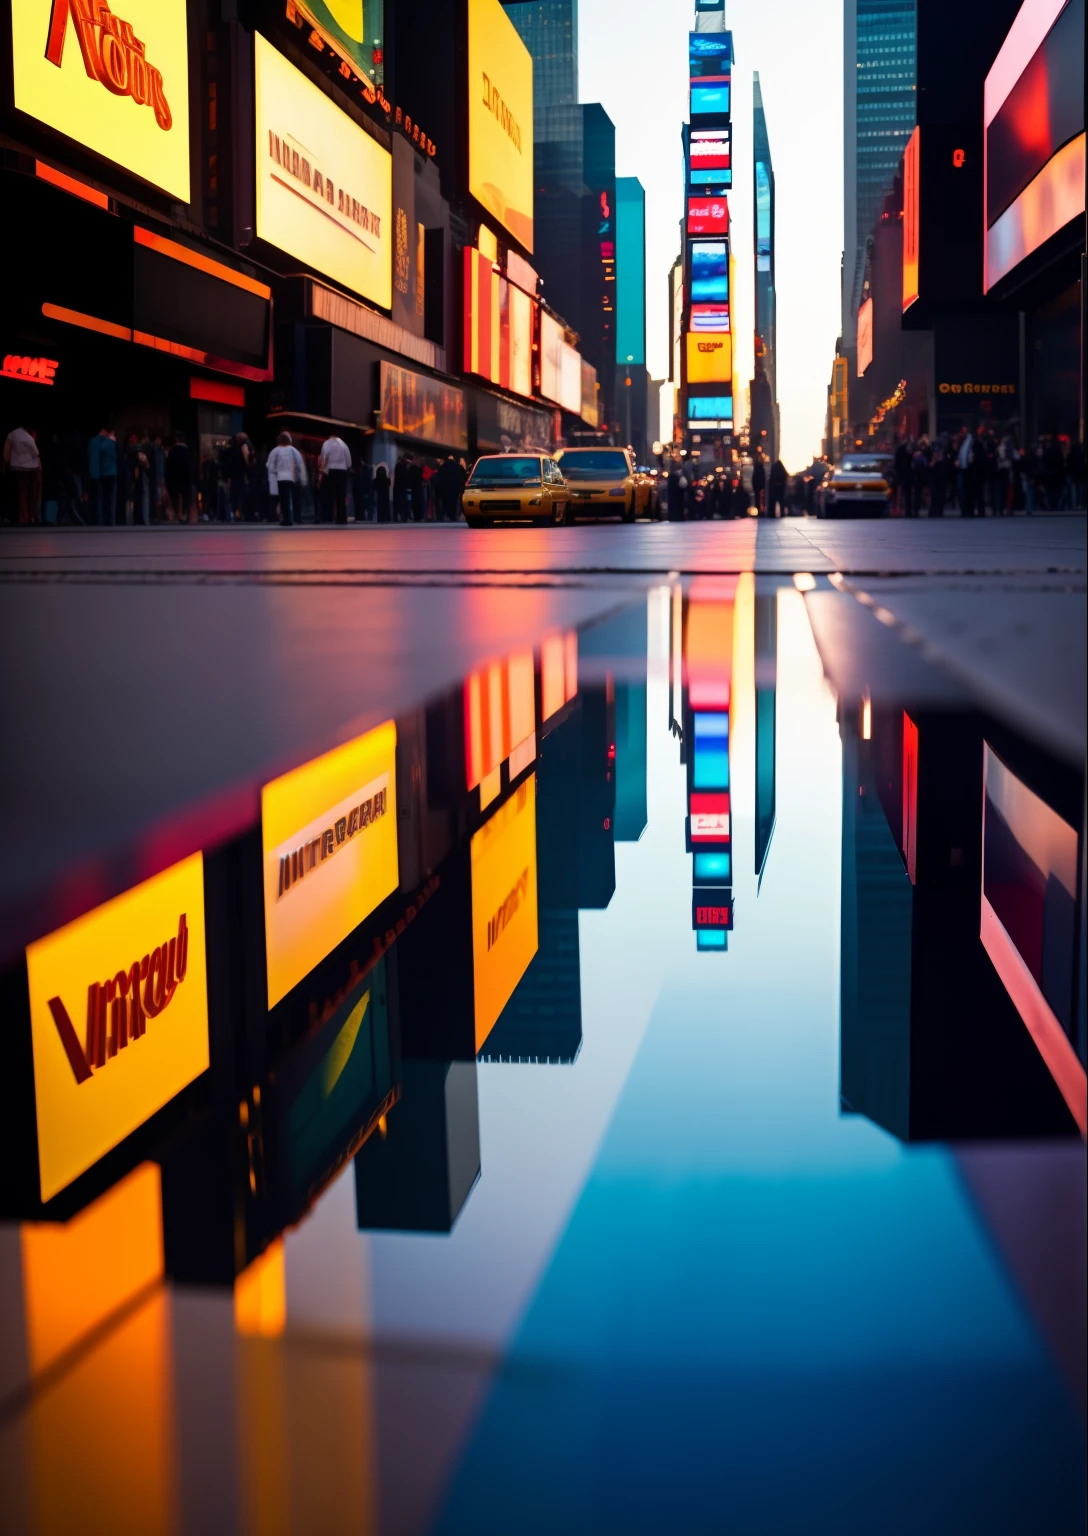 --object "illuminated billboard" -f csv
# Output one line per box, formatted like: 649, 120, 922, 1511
290, 0, 384, 87
25, 855, 209, 1202
686, 395, 733, 428
468, 0, 534, 253
686, 332, 731, 385
506, 281, 534, 398
261, 721, 399, 1008
539, 312, 563, 405
857, 297, 873, 377
581, 358, 599, 427
688, 196, 729, 237
559, 340, 582, 414
380, 361, 468, 450
903, 125, 920, 310
615, 177, 646, 366
691, 129, 731, 171
471, 776, 539, 1052
690, 241, 729, 303
12, 0, 190, 200
690, 302, 730, 333
464, 250, 535, 400
255, 34, 392, 309
755, 161, 771, 272
983, 0, 1085, 292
